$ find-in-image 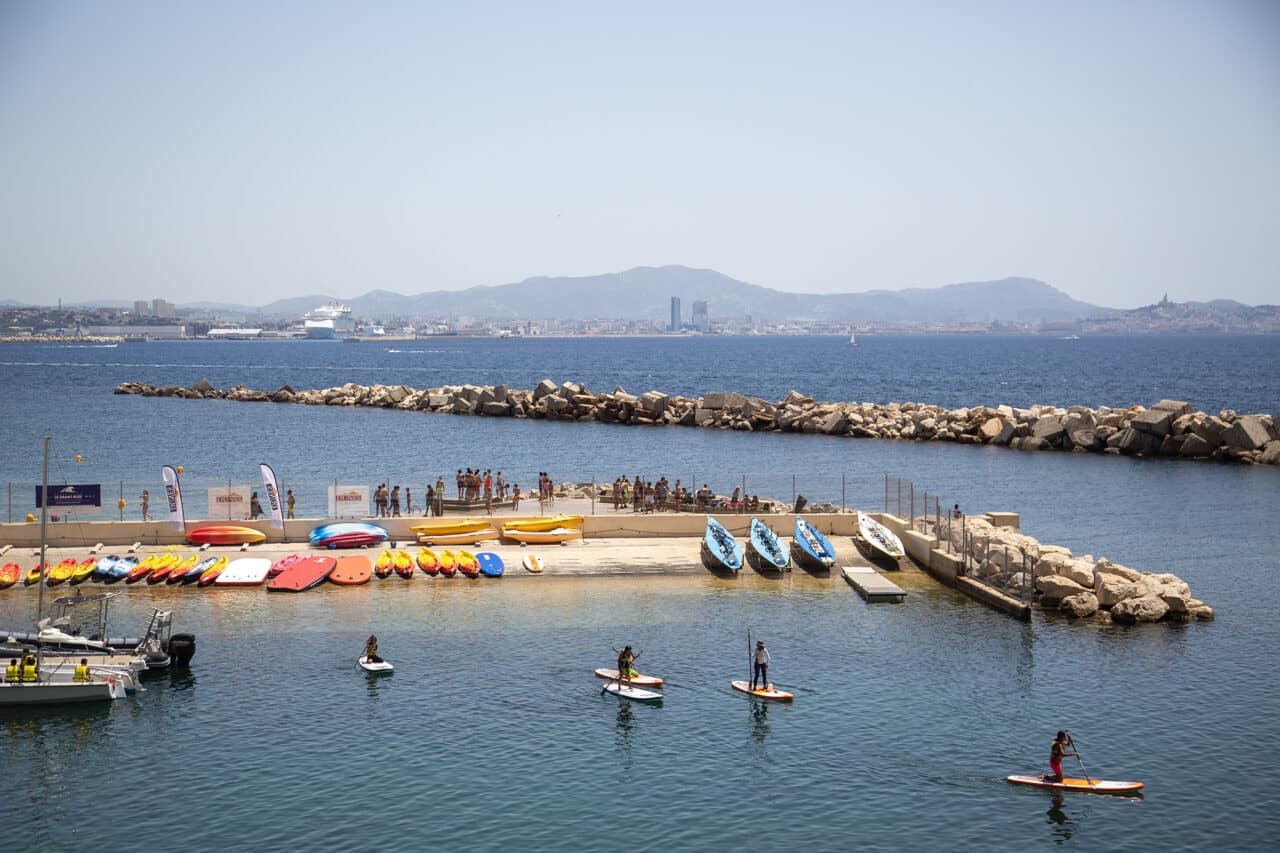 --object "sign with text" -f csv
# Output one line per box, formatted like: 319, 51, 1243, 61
327, 484, 369, 518
208, 486, 252, 520
35, 484, 102, 515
